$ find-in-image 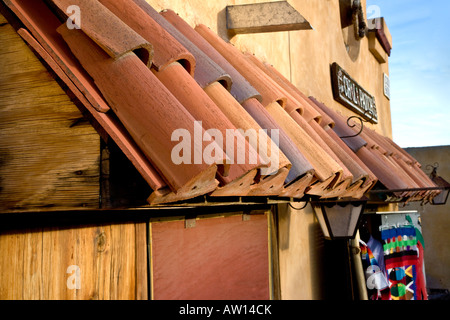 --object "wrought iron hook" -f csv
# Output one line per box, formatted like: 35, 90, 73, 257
340, 109, 374, 139
340, 116, 366, 139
